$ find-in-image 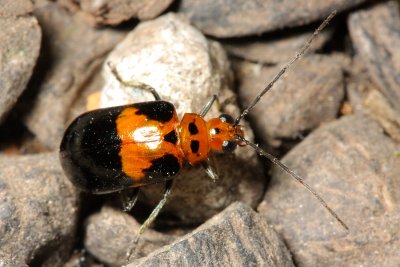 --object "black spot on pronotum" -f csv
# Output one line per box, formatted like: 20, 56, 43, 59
164, 130, 178, 144
188, 122, 199, 135
190, 140, 199, 153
